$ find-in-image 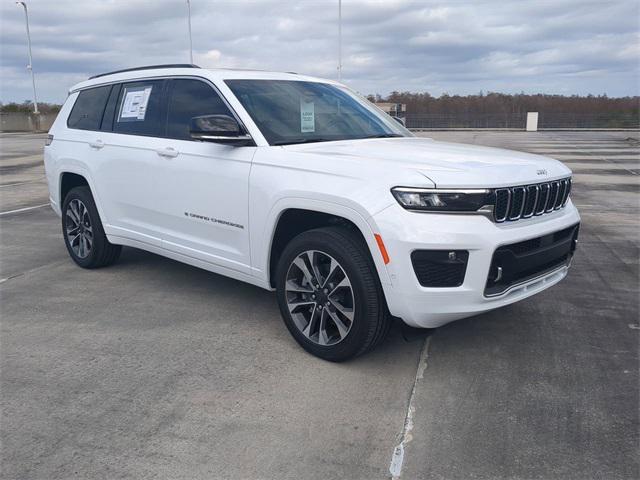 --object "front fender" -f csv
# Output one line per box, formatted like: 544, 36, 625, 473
253, 197, 393, 290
